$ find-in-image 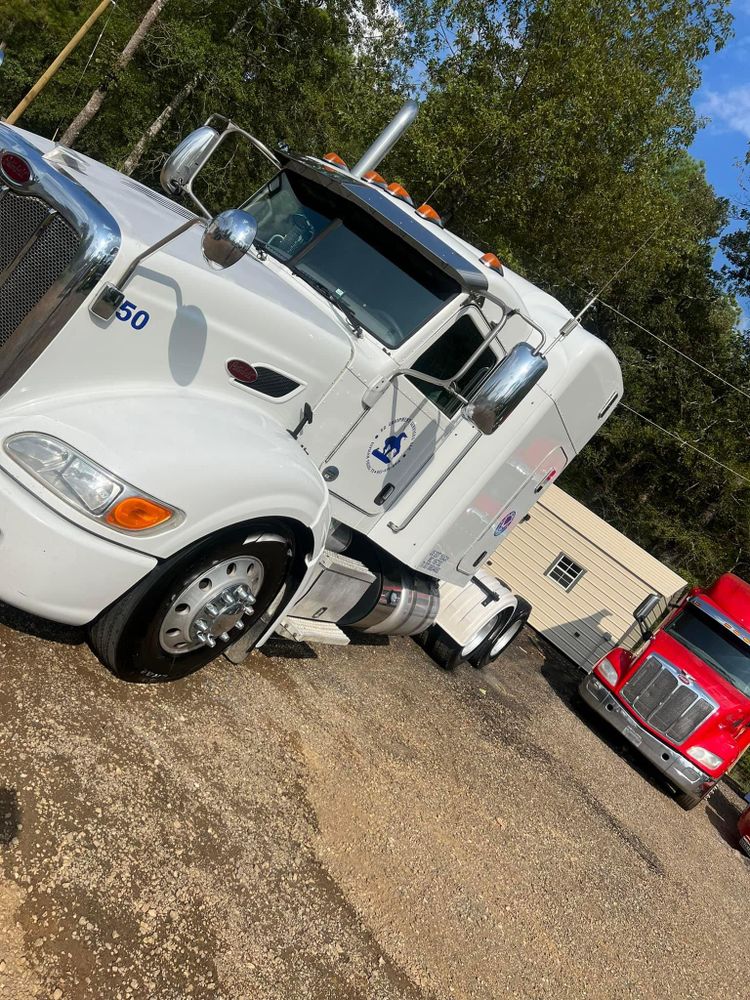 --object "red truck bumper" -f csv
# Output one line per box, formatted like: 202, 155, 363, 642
580, 673, 715, 799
